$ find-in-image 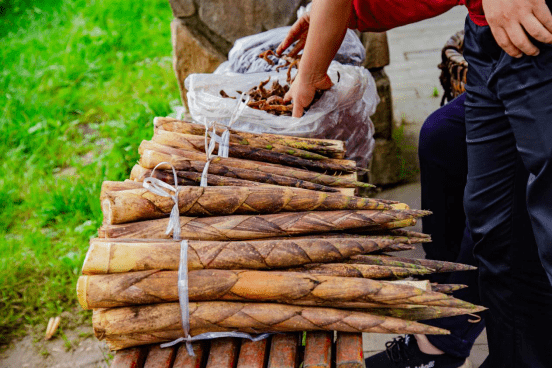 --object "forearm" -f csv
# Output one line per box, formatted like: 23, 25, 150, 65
298, 0, 353, 85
